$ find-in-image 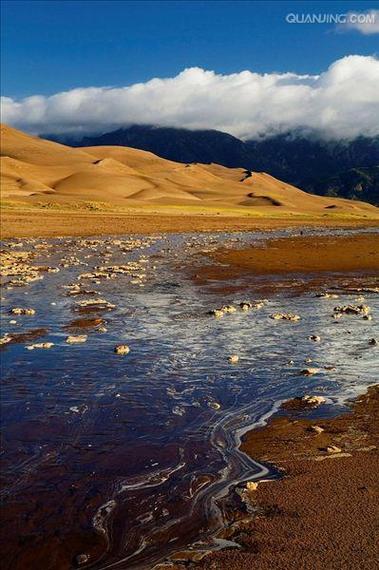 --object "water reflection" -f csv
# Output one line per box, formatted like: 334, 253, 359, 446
1, 229, 378, 569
